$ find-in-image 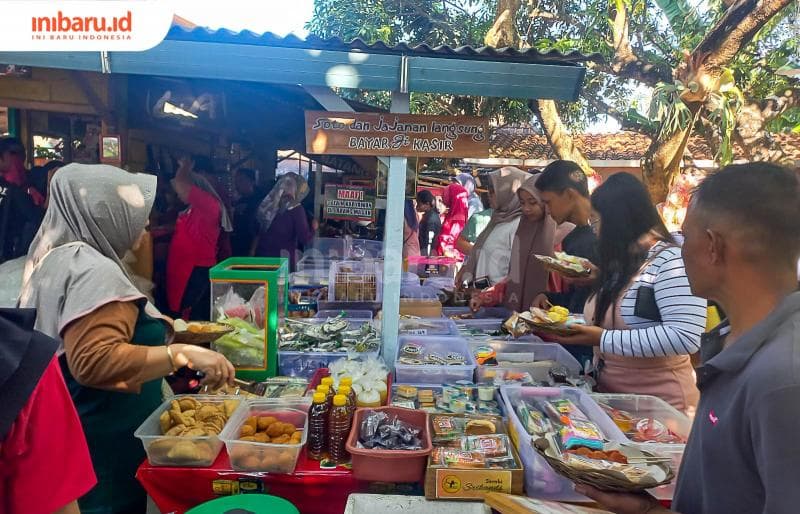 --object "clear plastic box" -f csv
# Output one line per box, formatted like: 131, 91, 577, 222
279, 318, 380, 378
442, 306, 510, 319
398, 318, 459, 336
134, 395, 241, 467
308, 237, 346, 258
297, 255, 336, 271
328, 260, 383, 302
406, 255, 457, 279
290, 269, 330, 286
220, 398, 309, 474
315, 309, 373, 320
454, 318, 505, 337
346, 237, 384, 259
499, 386, 627, 502
395, 335, 476, 384
591, 393, 692, 501
470, 340, 581, 383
